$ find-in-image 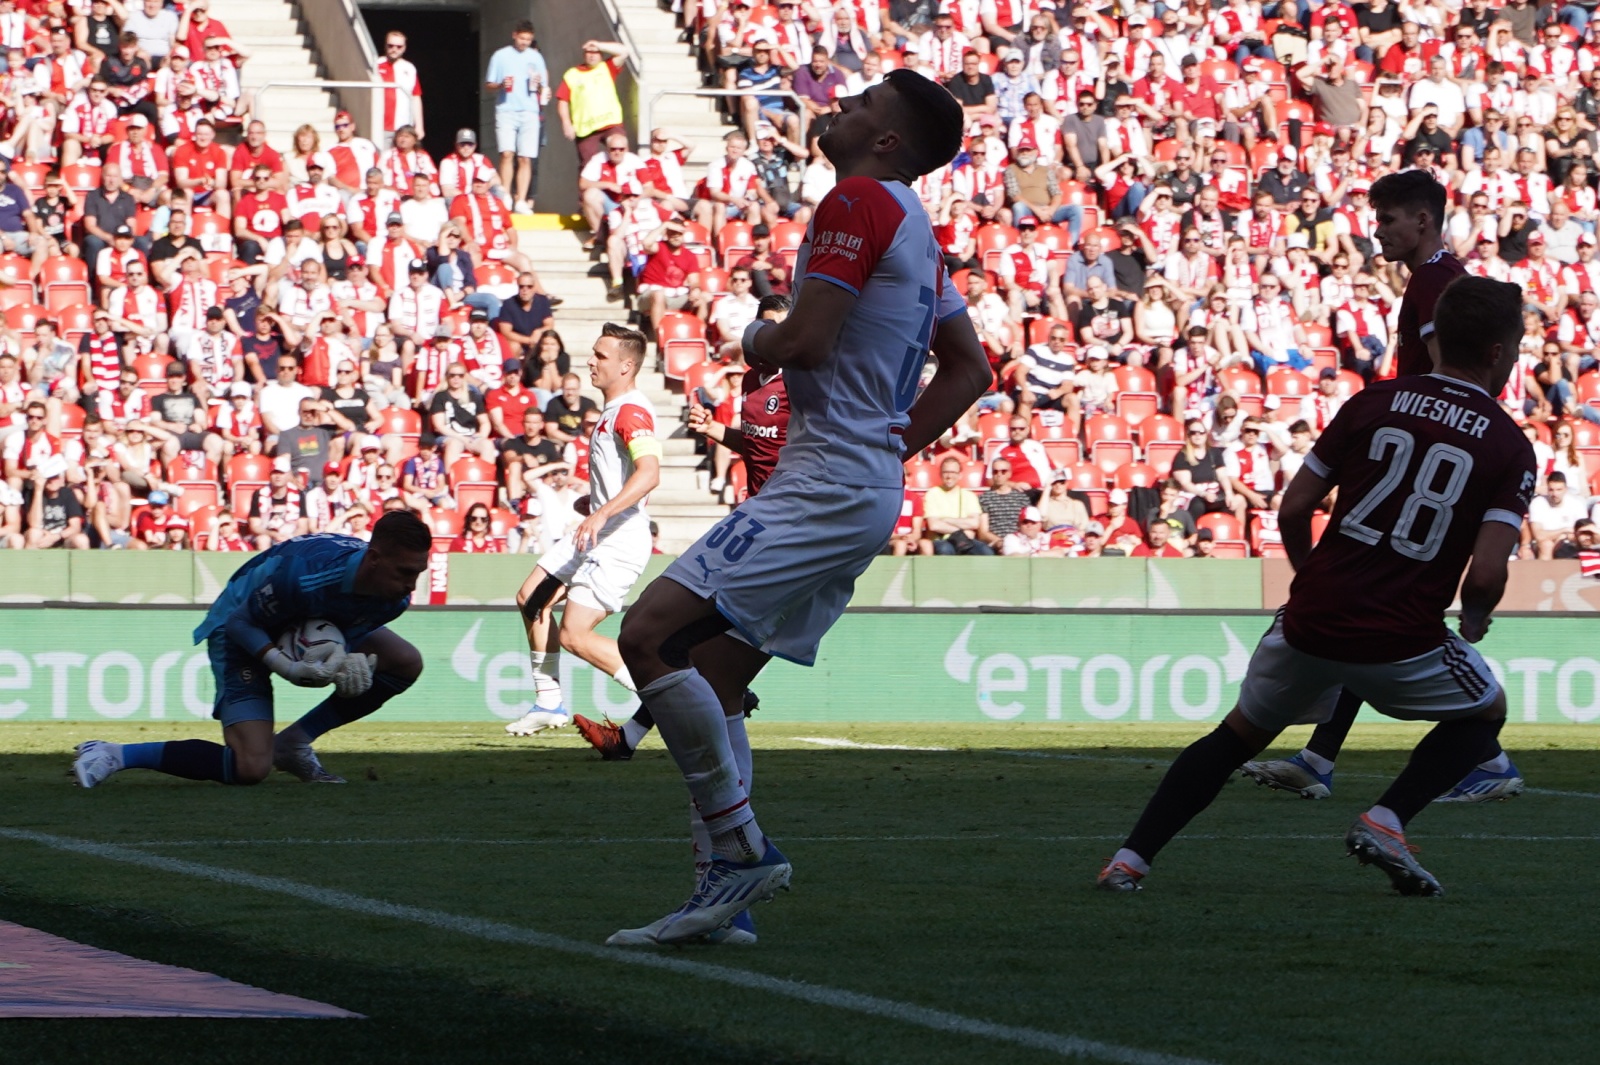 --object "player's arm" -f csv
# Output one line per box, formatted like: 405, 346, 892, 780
1458, 520, 1520, 643
902, 310, 991, 456
1277, 462, 1333, 571
225, 560, 340, 685
742, 276, 855, 370
686, 400, 745, 454
573, 411, 662, 550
